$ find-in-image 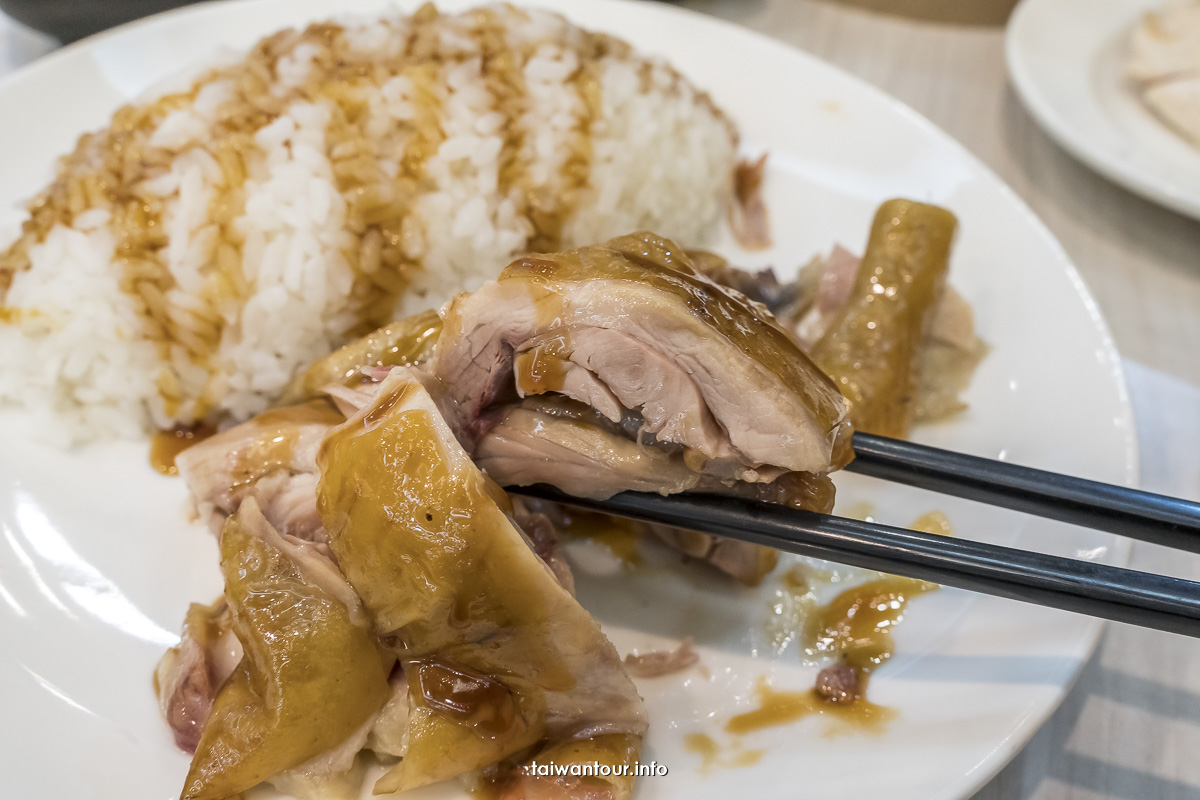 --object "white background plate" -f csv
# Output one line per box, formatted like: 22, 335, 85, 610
1007, 0, 1200, 221
0, 1, 1136, 799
